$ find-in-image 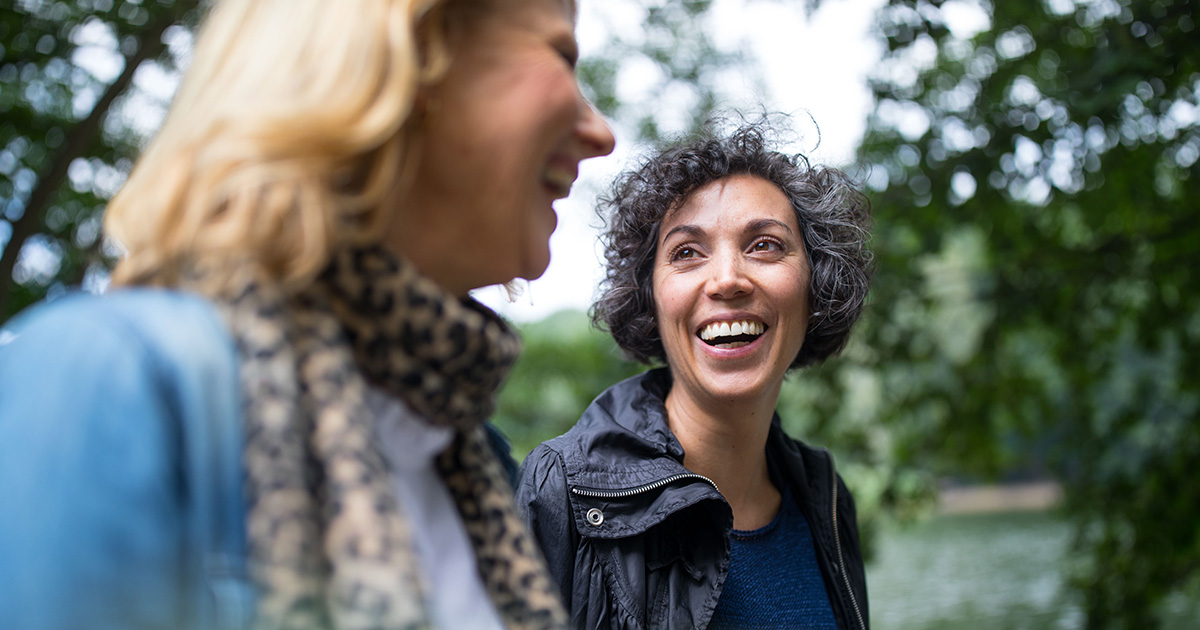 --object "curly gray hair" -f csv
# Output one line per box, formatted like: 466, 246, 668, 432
591, 120, 874, 369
